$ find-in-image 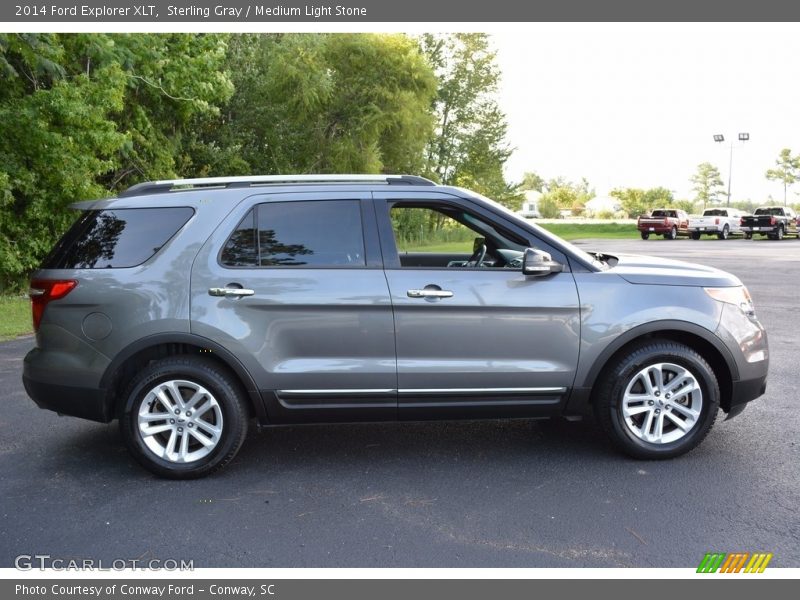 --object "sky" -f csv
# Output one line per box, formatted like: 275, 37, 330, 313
492, 23, 800, 203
